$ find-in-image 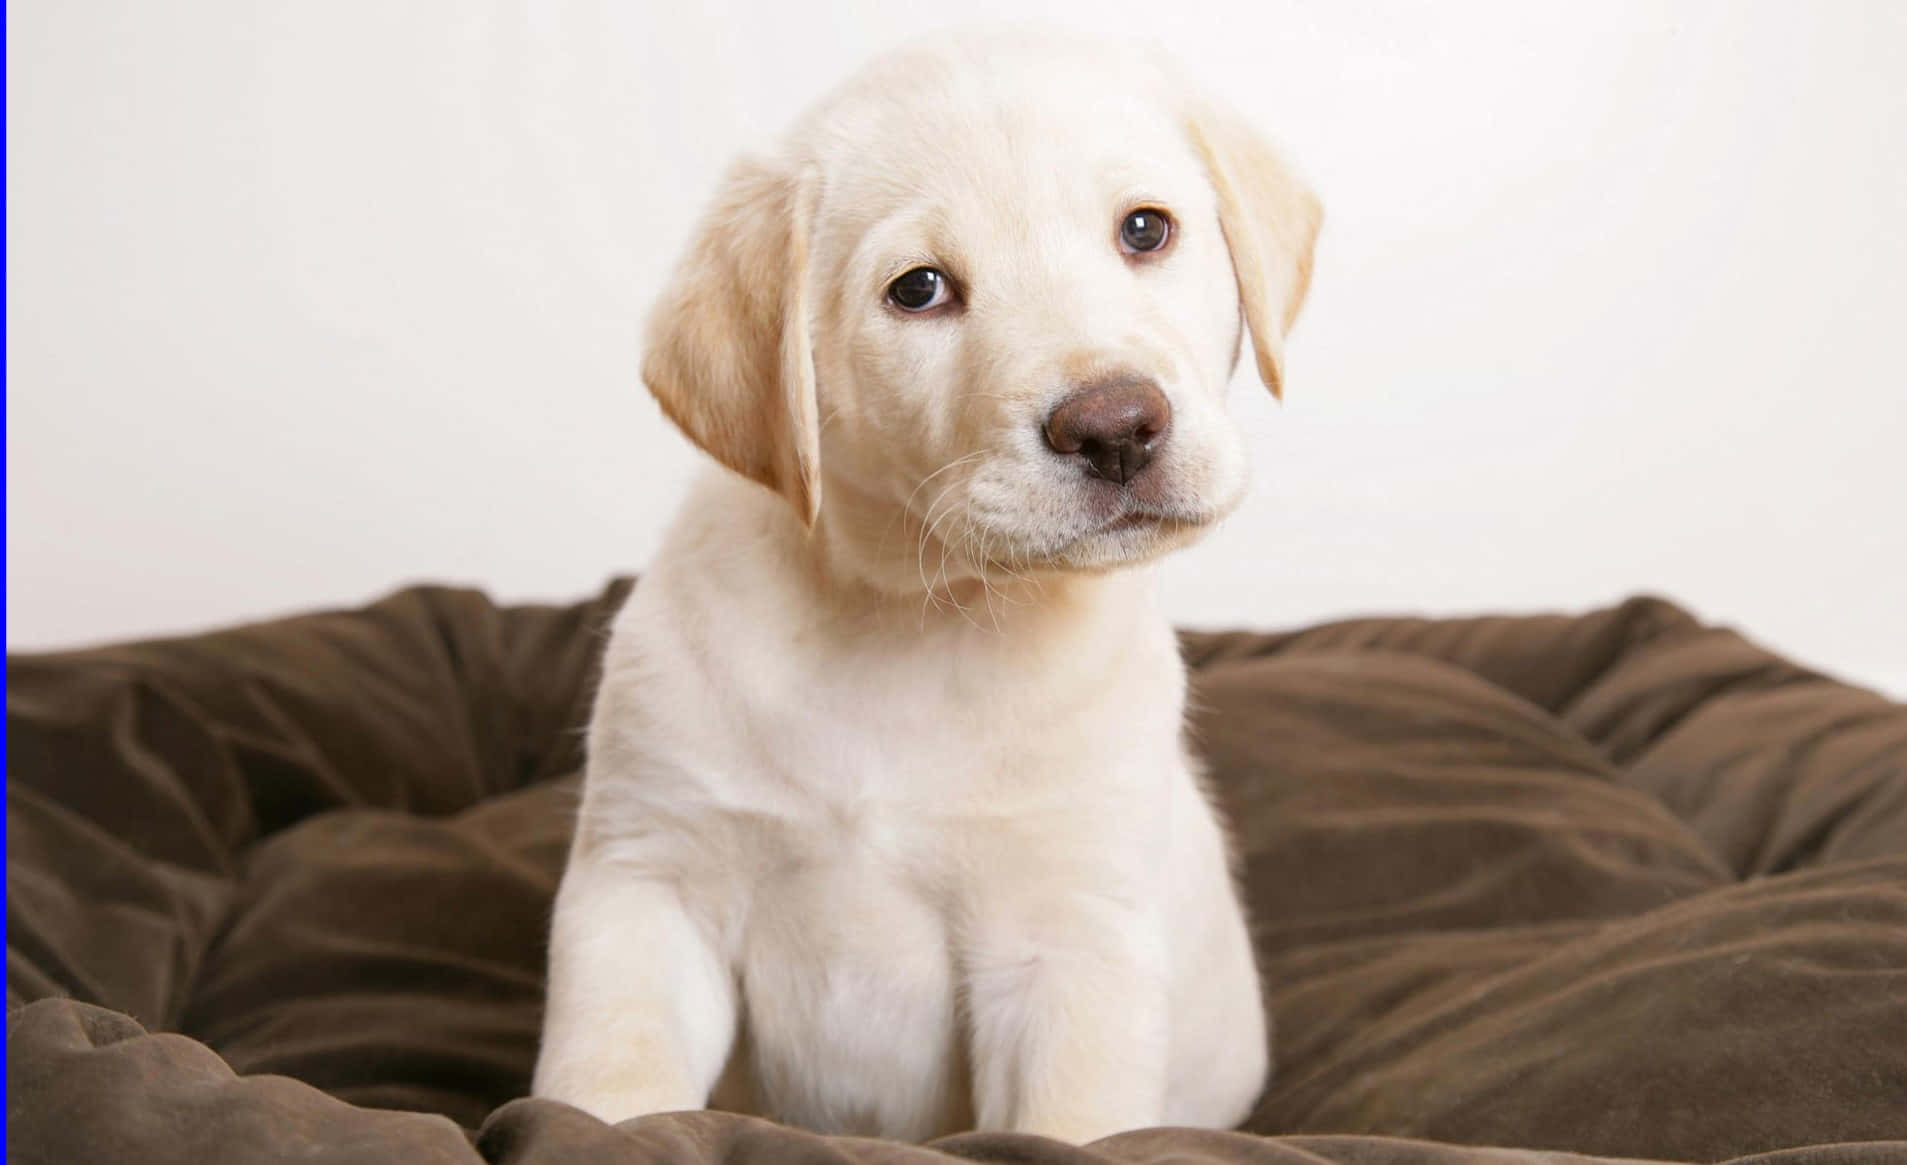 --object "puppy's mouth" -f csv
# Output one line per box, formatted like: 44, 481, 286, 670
1073, 466, 1225, 544
1101, 508, 1195, 535
972, 504, 1217, 575
1094, 492, 1225, 535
